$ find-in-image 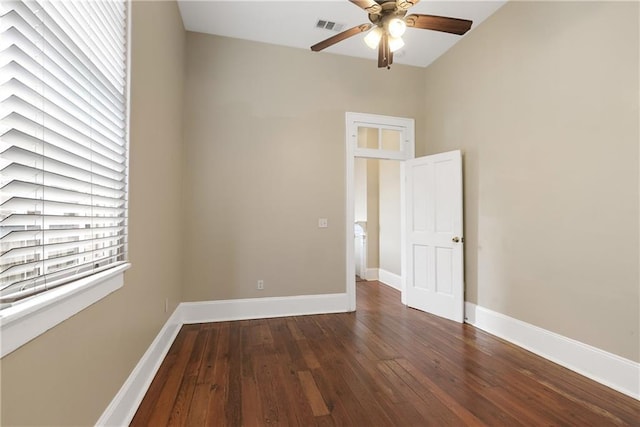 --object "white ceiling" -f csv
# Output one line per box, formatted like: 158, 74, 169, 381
177, 0, 507, 68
